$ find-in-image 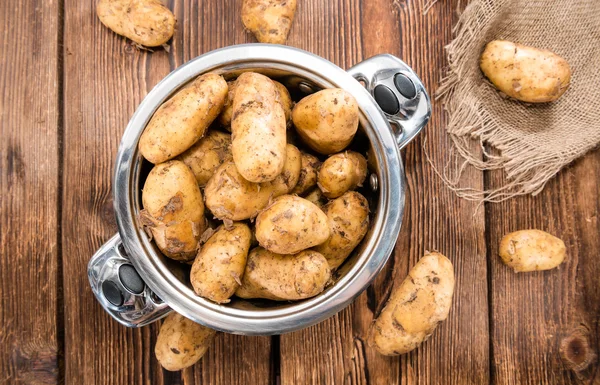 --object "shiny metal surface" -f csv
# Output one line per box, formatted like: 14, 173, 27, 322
89, 44, 430, 334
